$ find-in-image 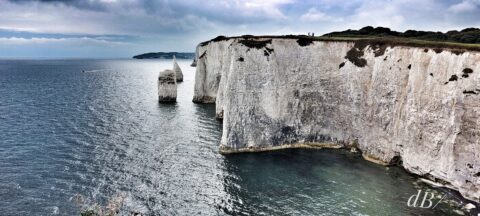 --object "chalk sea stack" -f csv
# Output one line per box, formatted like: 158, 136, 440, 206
158, 69, 177, 103
190, 58, 197, 67
173, 56, 184, 82
193, 35, 480, 202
